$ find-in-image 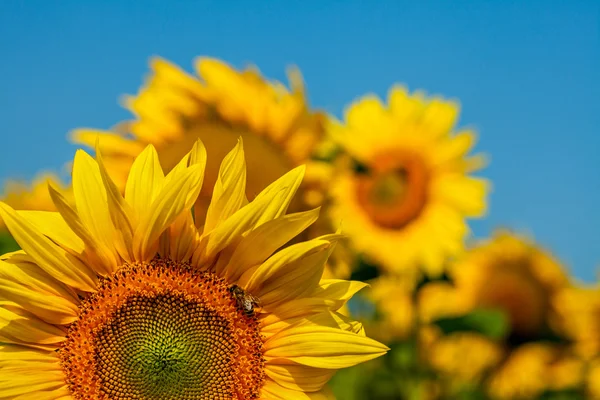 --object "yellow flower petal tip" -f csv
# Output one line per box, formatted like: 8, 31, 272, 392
0, 139, 386, 399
